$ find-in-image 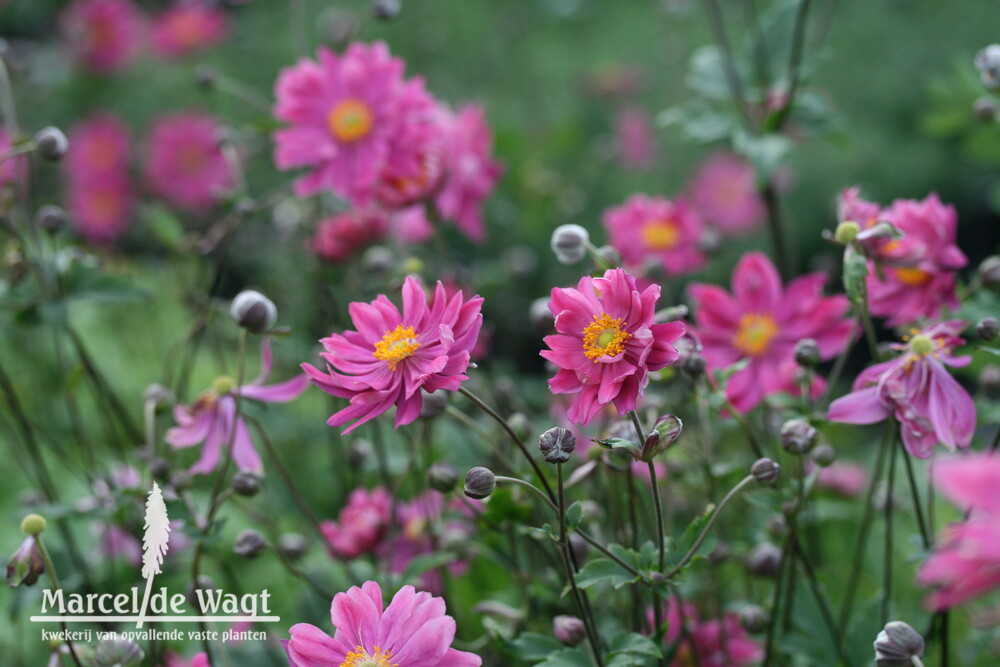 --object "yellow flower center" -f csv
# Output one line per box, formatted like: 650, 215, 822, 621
212, 375, 236, 395
893, 266, 931, 286
328, 99, 374, 143
733, 313, 779, 357
640, 218, 680, 250
373, 324, 421, 371
341, 646, 397, 667
909, 334, 934, 357
582, 313, 631, 361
